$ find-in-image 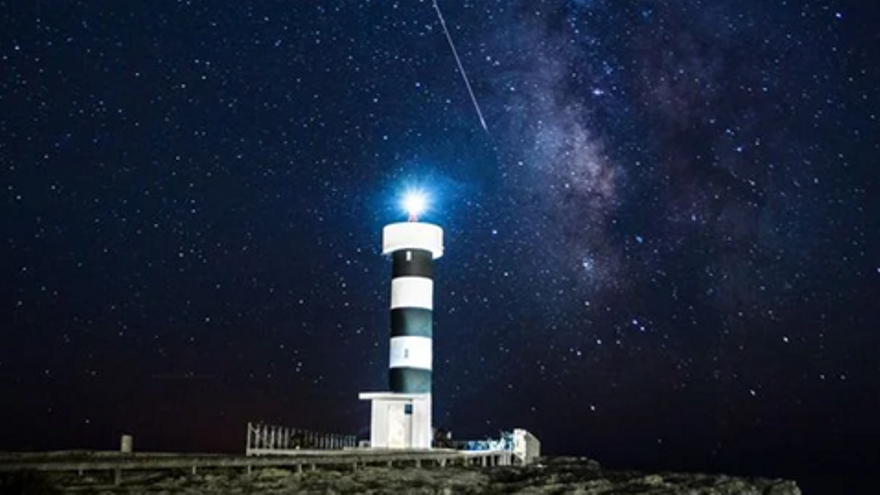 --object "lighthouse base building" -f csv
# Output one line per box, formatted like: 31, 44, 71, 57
359, 220, 443, 449
358, 393, 432, 449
